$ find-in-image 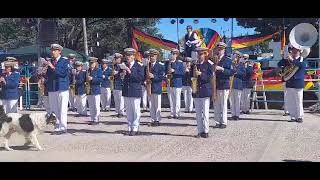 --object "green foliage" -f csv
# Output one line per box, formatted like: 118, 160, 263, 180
0, 18, 162, 59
